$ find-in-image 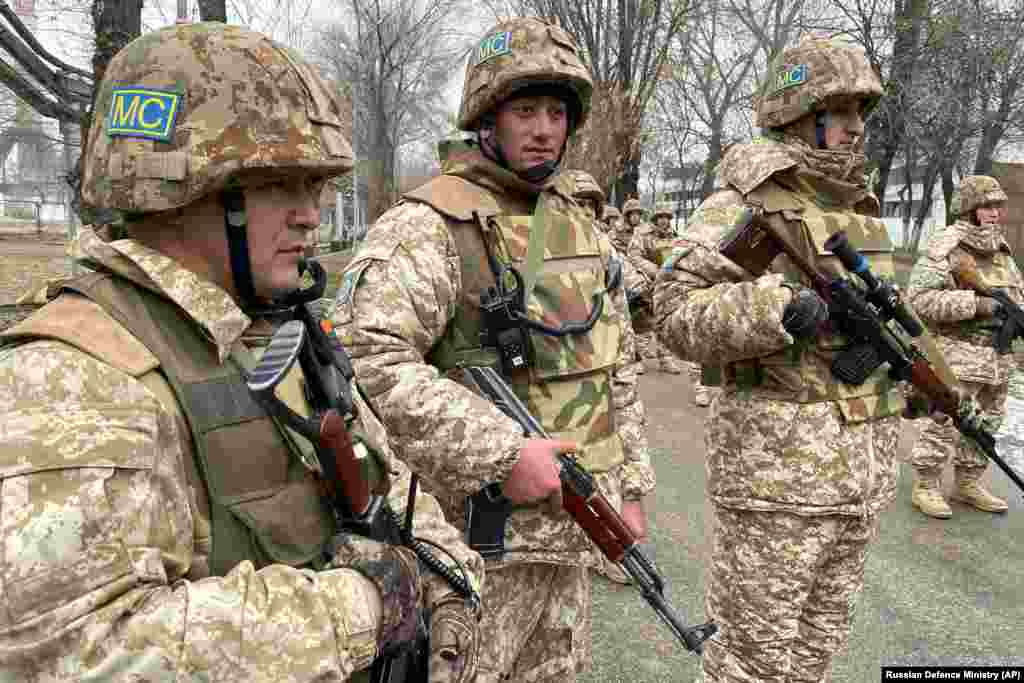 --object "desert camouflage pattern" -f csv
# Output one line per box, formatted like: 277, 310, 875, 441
609, 220, 635, 254
568, 169, 604, 204
654, 136, 903, 514
602, 205, 620, 222
958, 175, 1008, 218
756, 35, 883, 130
81, 23, 353, 214
703, 506, 882, 683
910, 380, 1007, 473
907, 219, 1024, 385
628, 219, 684, 372
651, 203, 673, 220
473, 564, 590, 682
628, 218, 677, 279
329, 145, 652, 569
0, 226, 483, 682
458, 17, 592, 131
